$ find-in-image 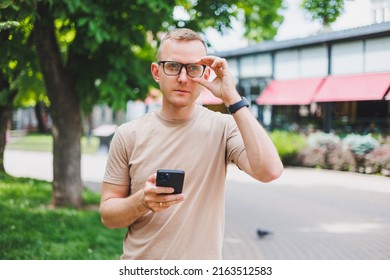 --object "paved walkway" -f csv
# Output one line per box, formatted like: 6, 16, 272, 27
4, 149, 390, 260
223, 165, 390, 259
4, 149, 107, 191
5, 149, 390, 193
